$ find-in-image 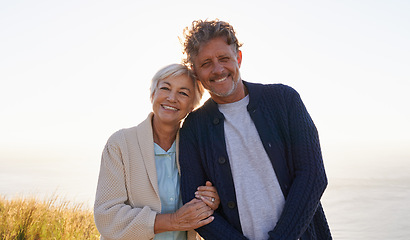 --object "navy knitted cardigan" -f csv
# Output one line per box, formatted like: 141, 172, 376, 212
179, 81, 332, 240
